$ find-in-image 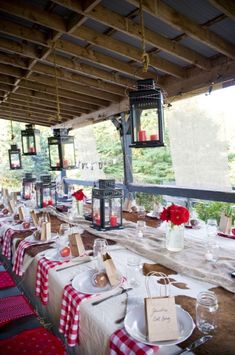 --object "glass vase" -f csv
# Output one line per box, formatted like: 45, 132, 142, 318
71, 198, 83, 218
166, 223, 184, 252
